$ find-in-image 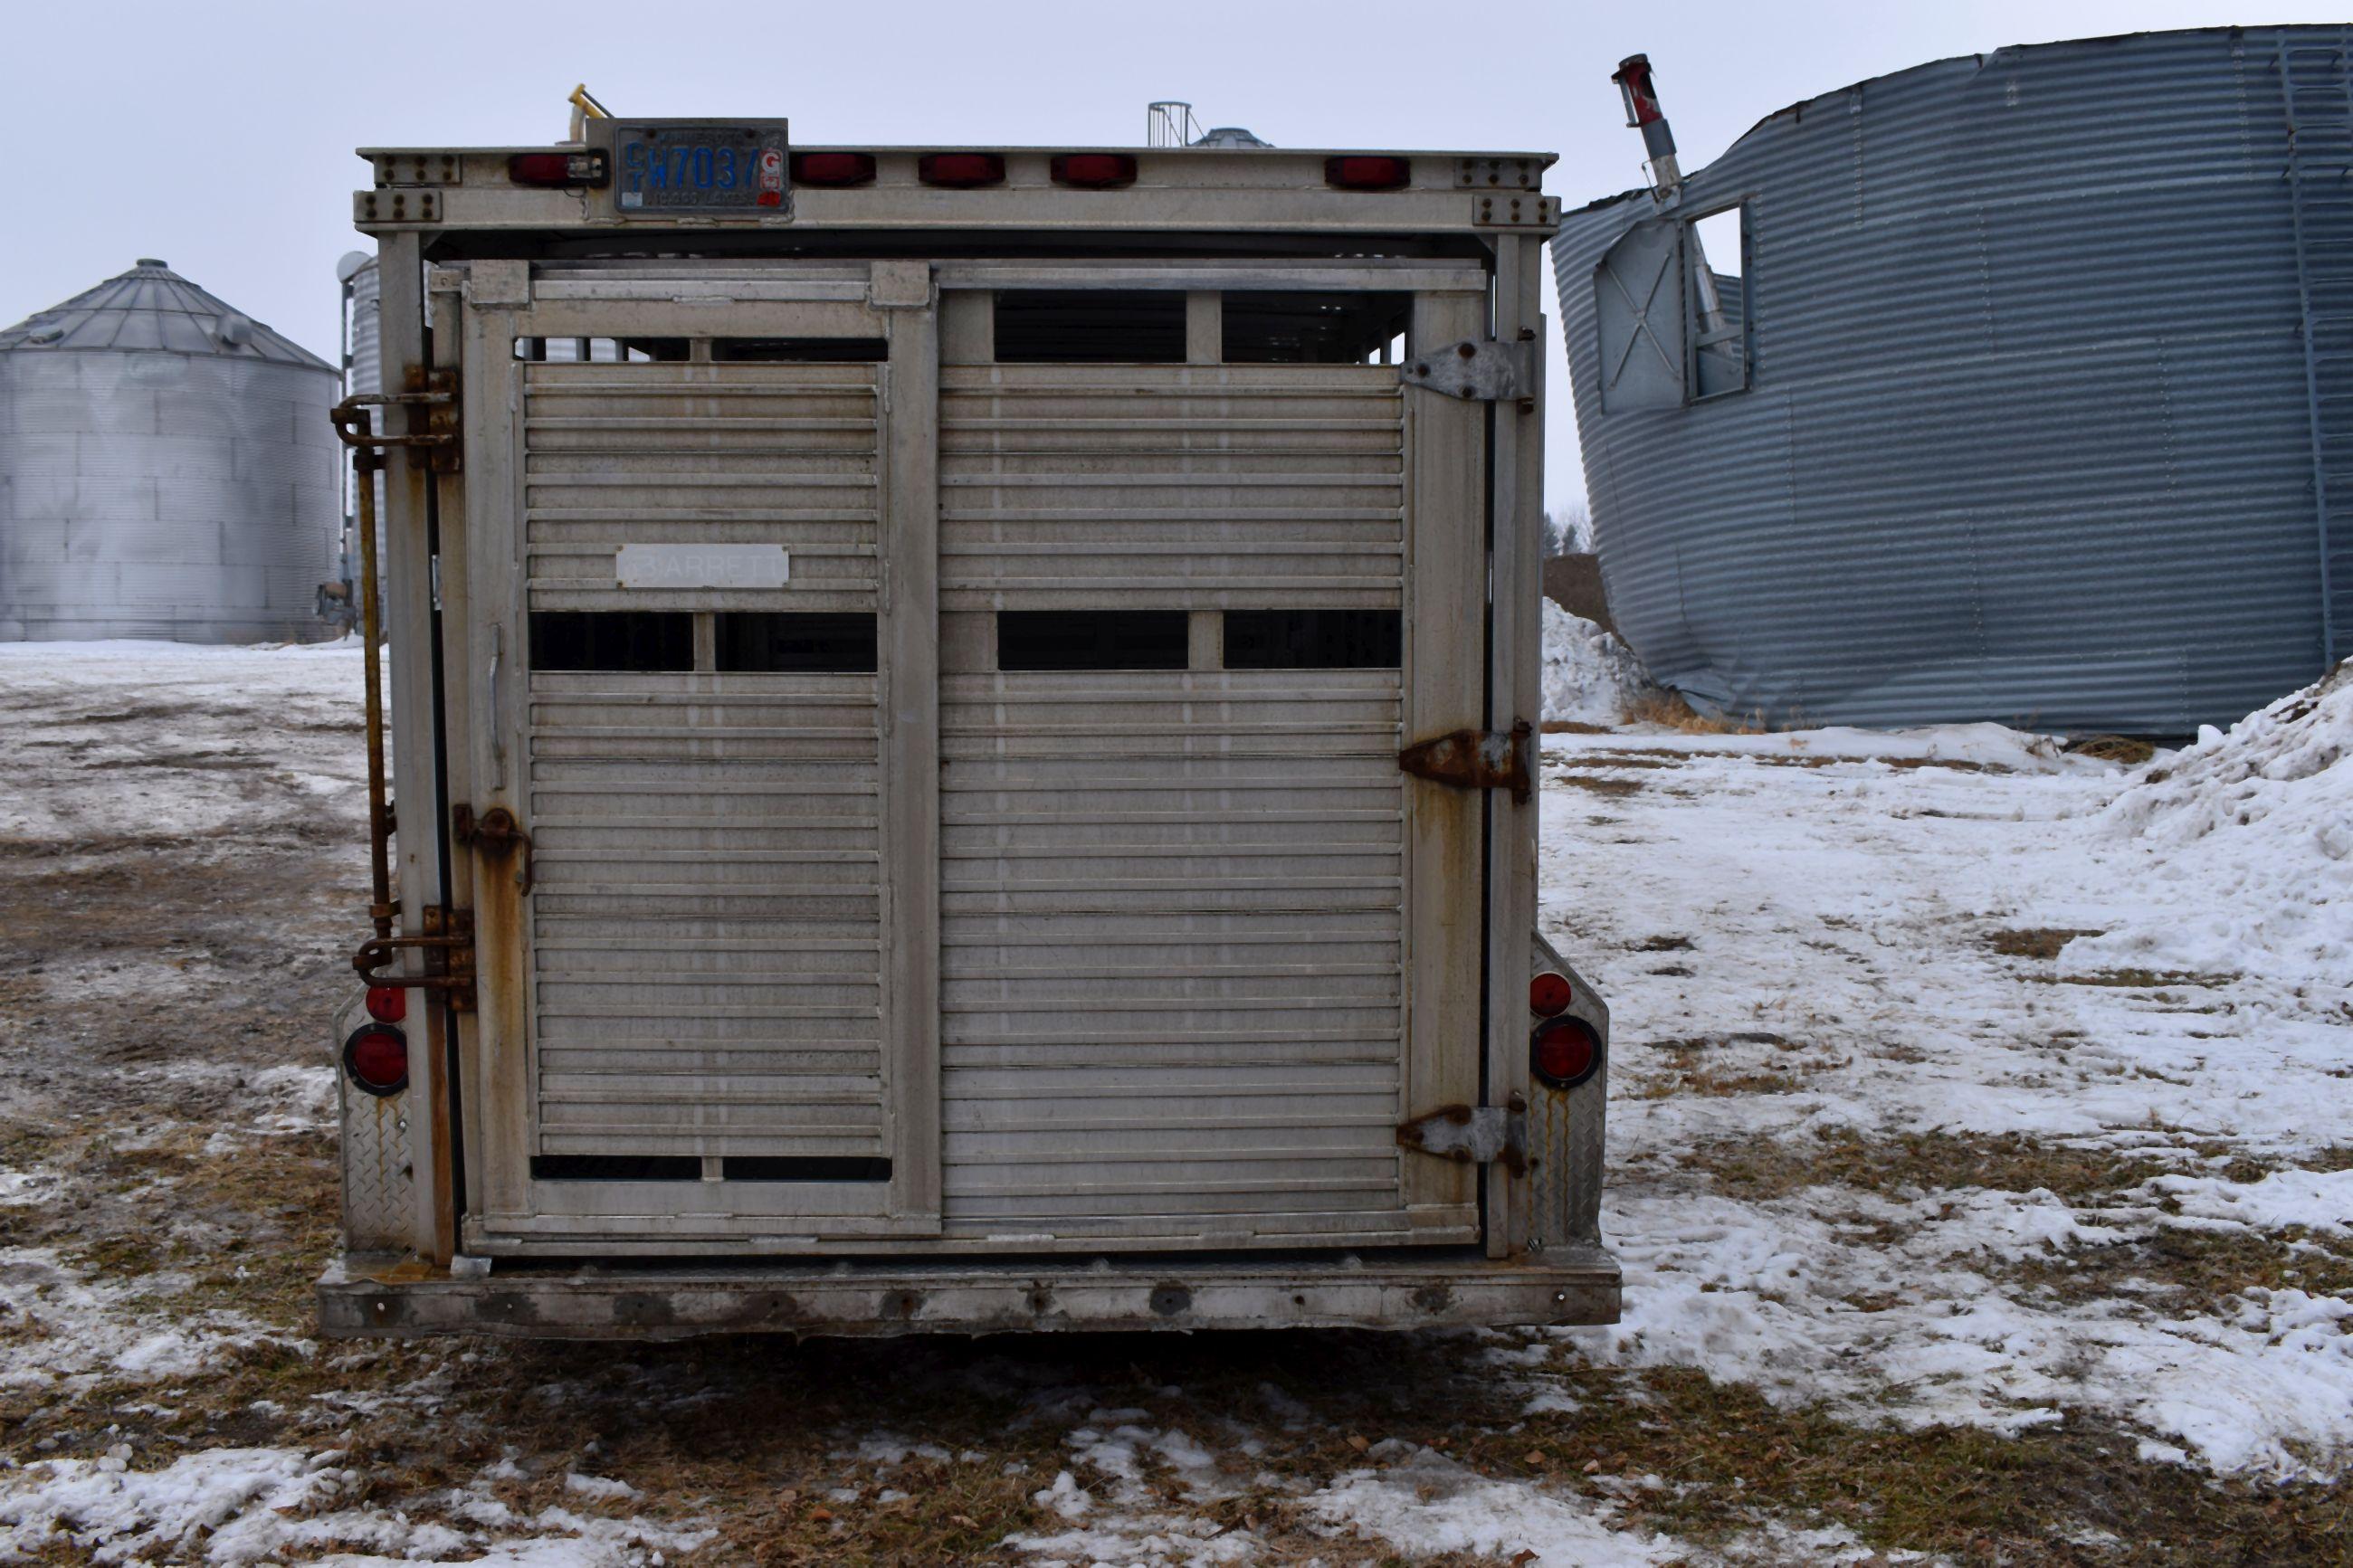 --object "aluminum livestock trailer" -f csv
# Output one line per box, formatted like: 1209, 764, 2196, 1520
320, 116, 1617, 1338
